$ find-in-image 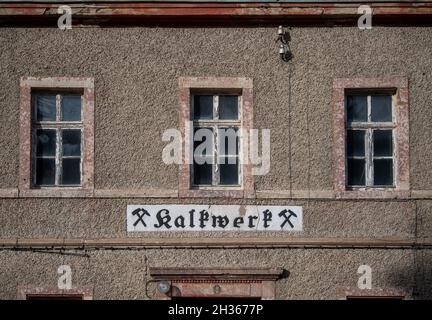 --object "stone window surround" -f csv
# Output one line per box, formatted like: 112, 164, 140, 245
19, 77, 95, 198
178, 77, 255, 198
17, 286, 93, 300
150, 267, 282, 300
333, 78, 409, 199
